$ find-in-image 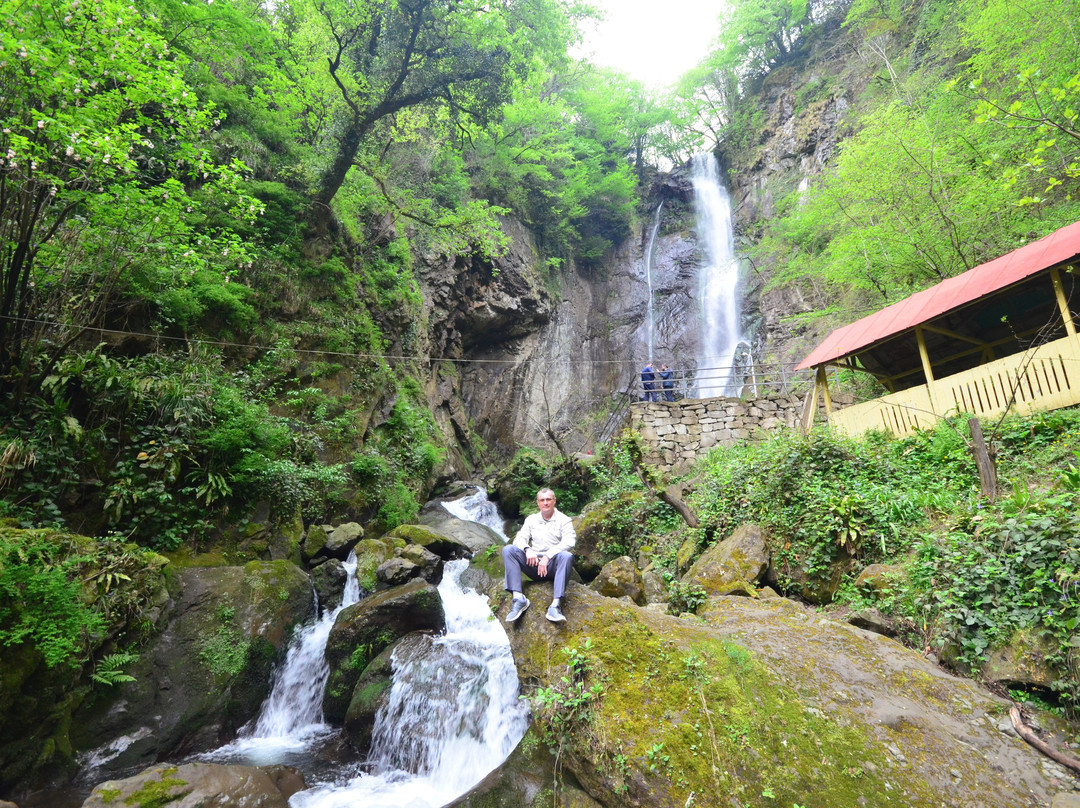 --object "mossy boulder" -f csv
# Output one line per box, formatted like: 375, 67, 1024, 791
683, 523, 769, 596
323, 578, 445, 723
855, 563, 906, 598
570, 493, 645, 580
302, 521, 364, 563
80, 761, 304, 808
343, 639, 401, 752
389, 520, 499, 559
766, 542, 854, 605
981, 628, 1060, 689
353, 538, 396, 593
500, 582, 1064, 808
375, 544, 444, 588
69, 561, 314, 780
310, 558, 348, 612
588, 556, 645, 605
